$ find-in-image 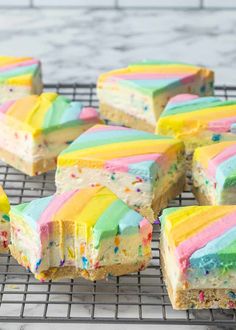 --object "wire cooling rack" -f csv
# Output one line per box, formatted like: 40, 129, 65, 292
0, 84, 235, 326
